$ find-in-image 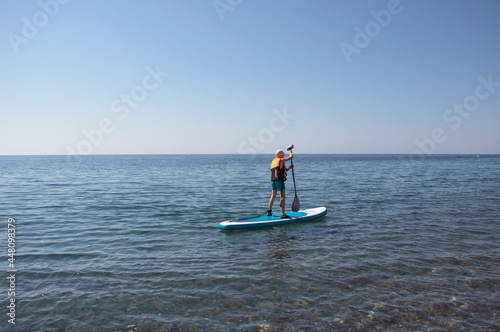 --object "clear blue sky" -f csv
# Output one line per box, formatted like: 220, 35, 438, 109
1, 0, 499, 155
